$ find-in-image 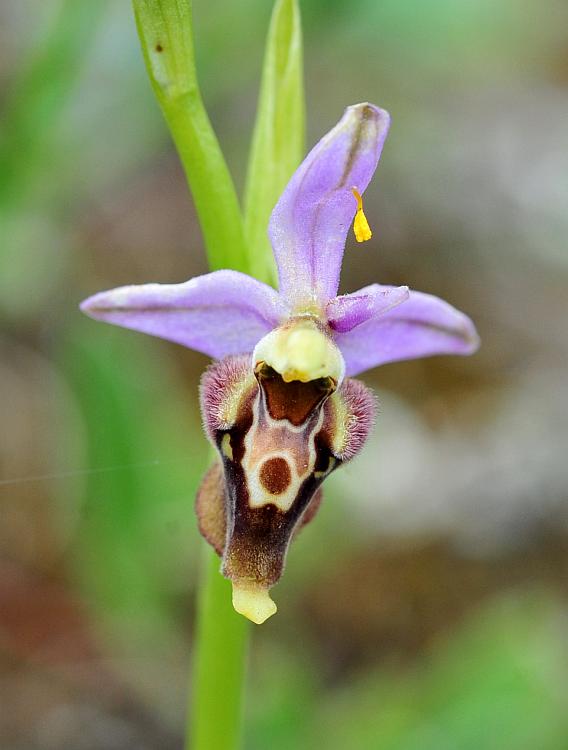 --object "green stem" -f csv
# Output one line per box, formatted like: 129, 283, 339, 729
132, 0, 249, 273
188, 545, 250, 750
131, 4, 254, 749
